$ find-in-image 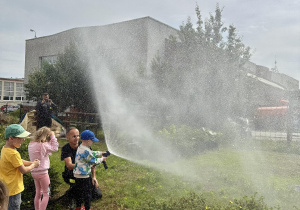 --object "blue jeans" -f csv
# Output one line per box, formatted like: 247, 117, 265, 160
8, 193, 22, 210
